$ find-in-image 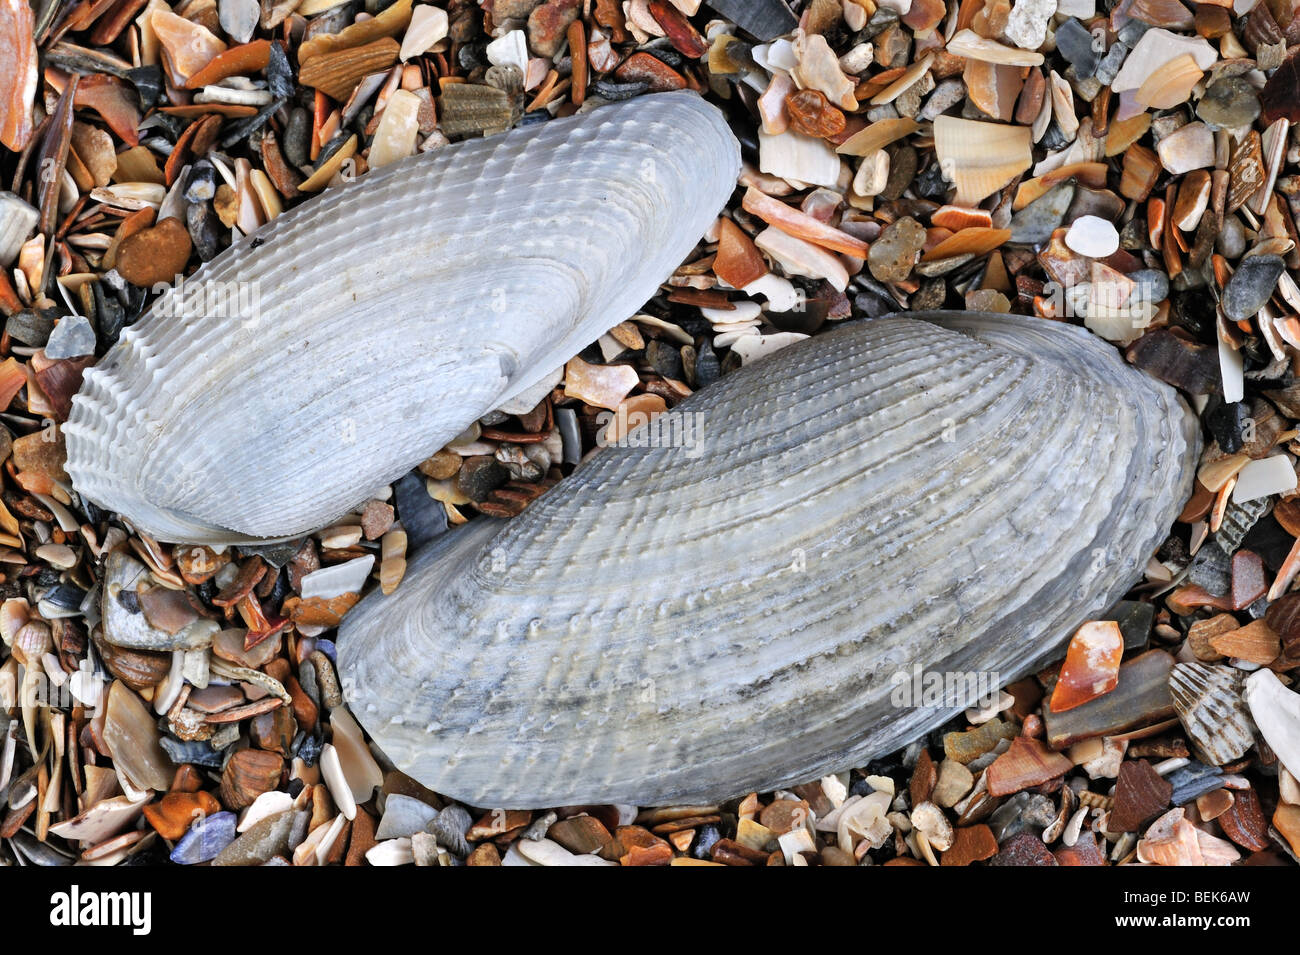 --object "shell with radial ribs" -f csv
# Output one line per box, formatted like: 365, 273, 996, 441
1169, 661, 1256, 766
338, 312, 1200, 808
63, 92, 740, 544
